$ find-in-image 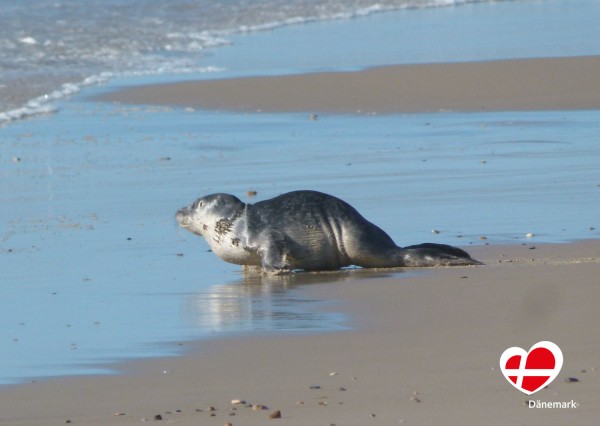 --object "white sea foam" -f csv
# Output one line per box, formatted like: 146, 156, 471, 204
0, 67, 222, 125
18, 36, 38, 45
